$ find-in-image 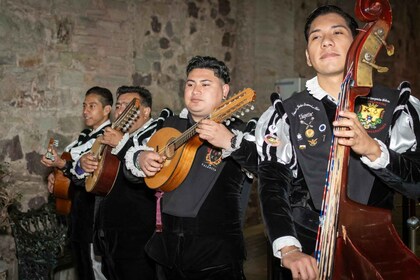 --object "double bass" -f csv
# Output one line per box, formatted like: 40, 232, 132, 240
315, 0, 420, 279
